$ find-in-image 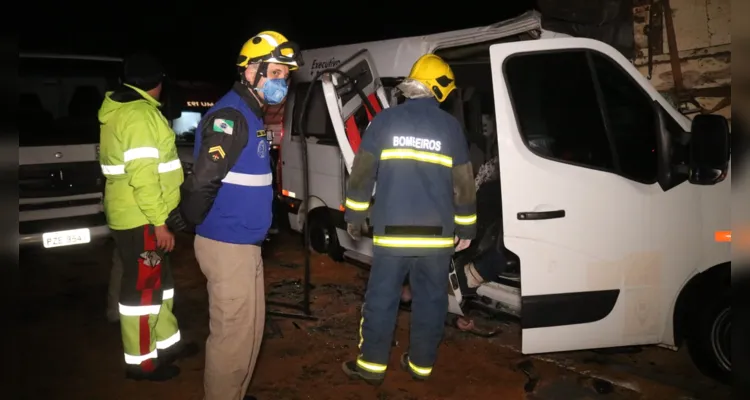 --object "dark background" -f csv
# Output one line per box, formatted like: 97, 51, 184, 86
20, 2, 536, 83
